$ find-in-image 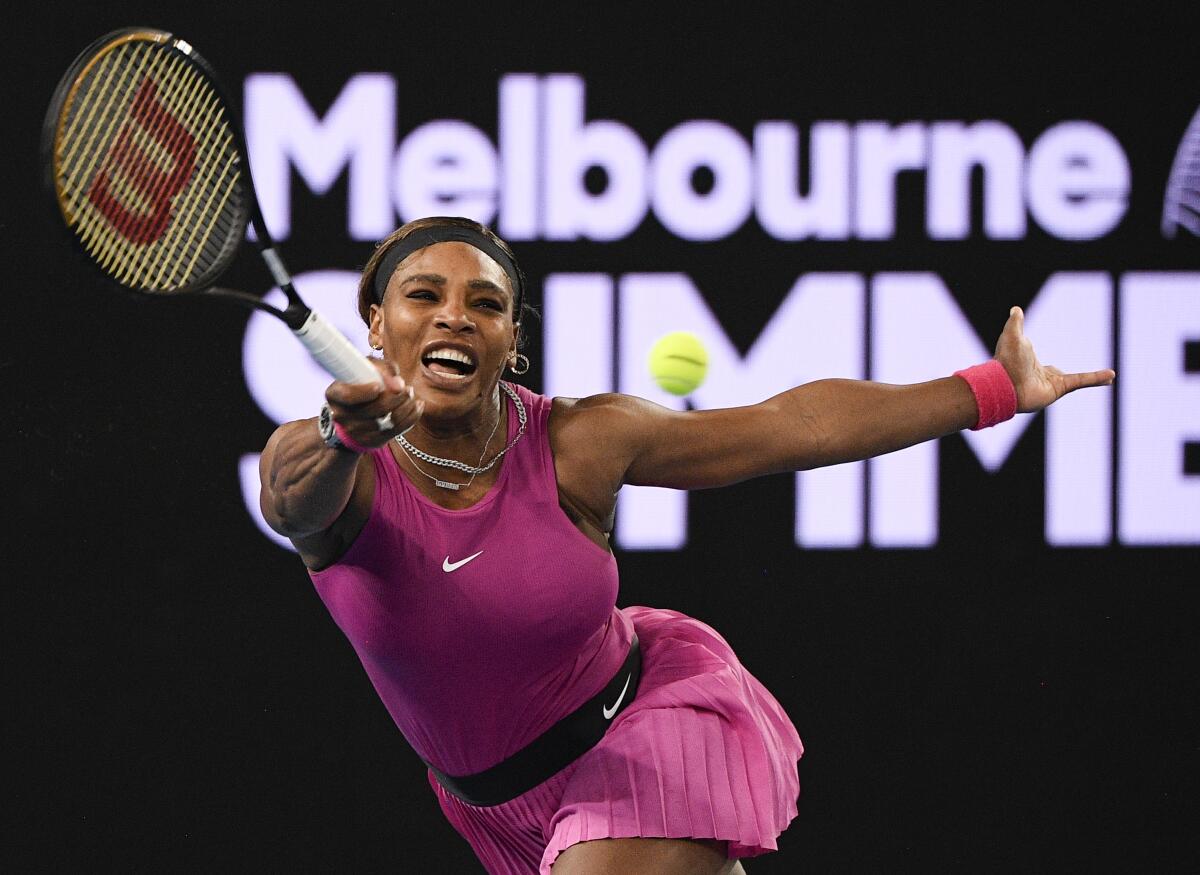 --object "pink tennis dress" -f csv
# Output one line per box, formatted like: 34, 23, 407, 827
309, 383, 803, 873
